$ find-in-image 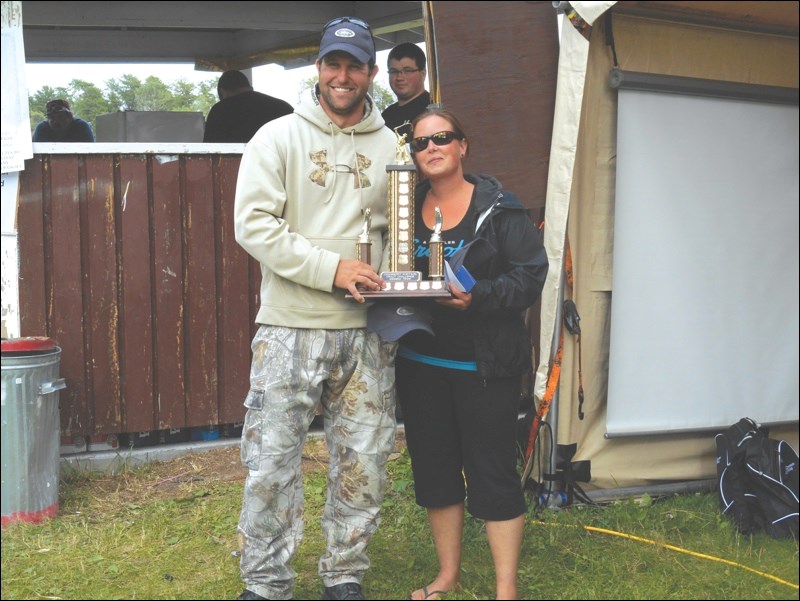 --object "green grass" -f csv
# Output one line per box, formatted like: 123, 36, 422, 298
1, 442, 798, 600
